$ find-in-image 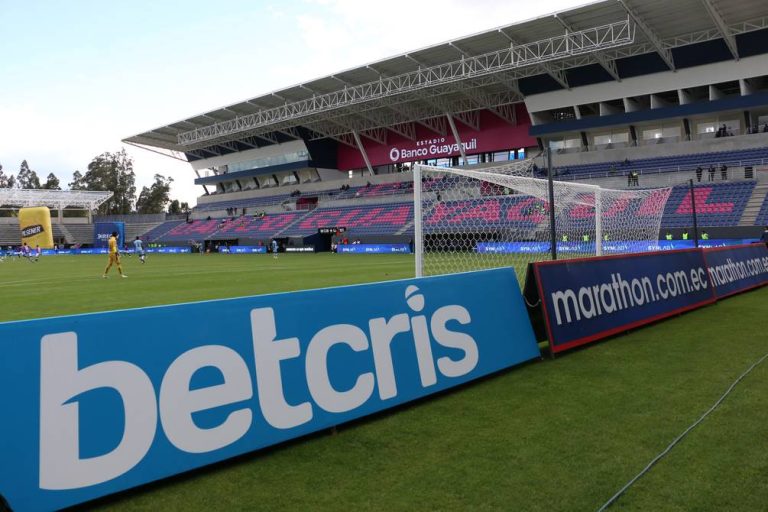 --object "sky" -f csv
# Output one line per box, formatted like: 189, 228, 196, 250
0, 0, 588, 206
